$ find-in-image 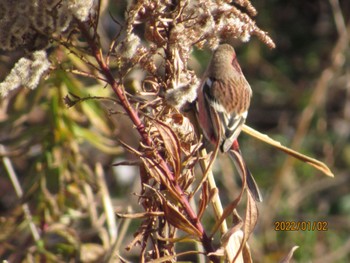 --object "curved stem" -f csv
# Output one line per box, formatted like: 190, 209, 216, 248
77, 21, 218, 262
